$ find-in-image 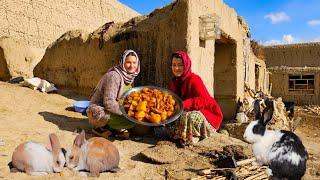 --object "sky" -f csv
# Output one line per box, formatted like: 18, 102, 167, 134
118, 0, 320, 45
